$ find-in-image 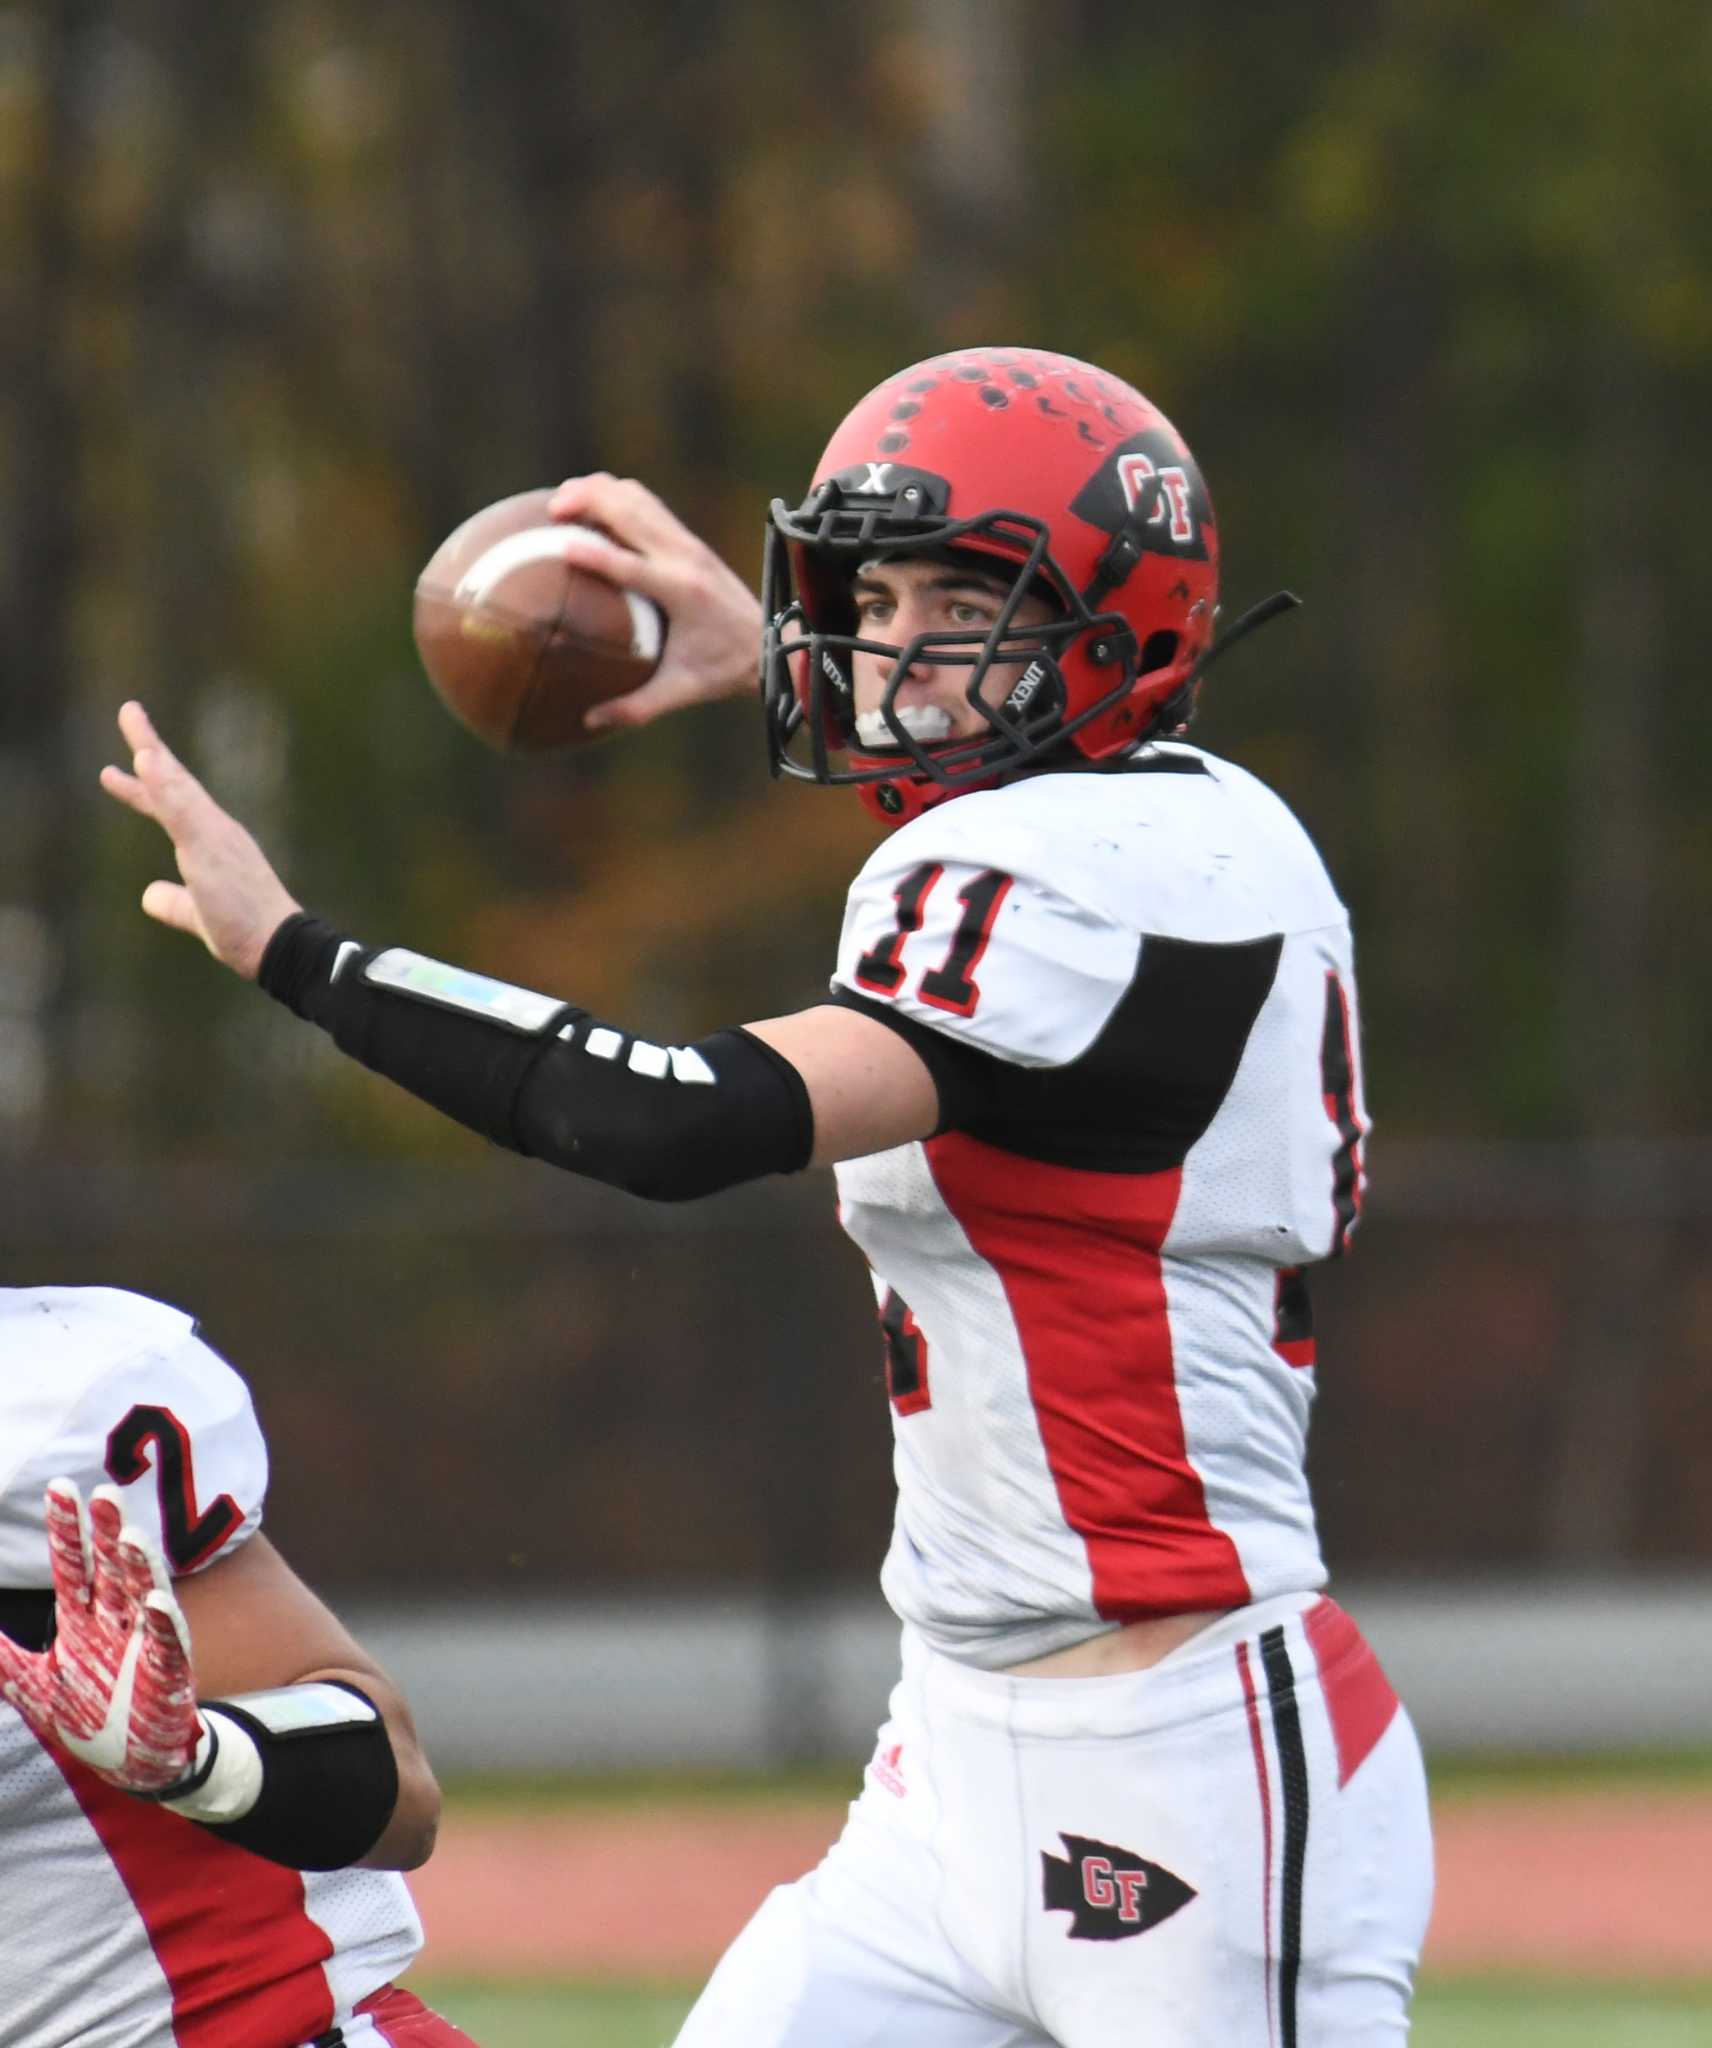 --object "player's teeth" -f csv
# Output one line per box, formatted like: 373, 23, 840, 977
855, 704, 954, 748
